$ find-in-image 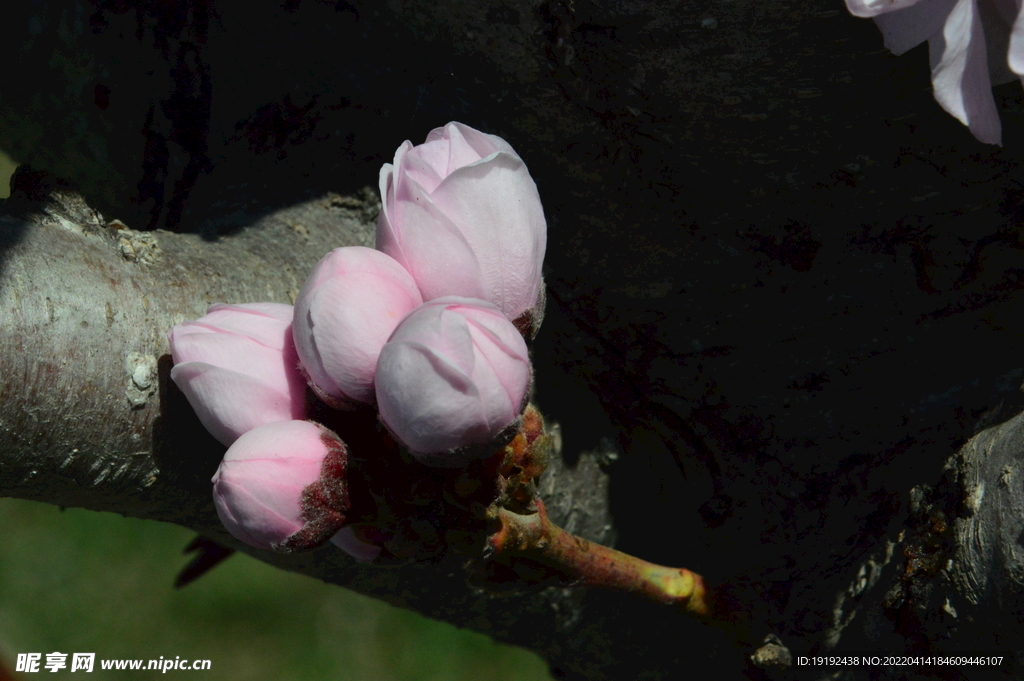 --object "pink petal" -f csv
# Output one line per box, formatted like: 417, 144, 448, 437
437, 122, 488, 174
220, 419, 331, 466
293, 247, 422, 405
386, 170, 487, 301
214, 464, 306, 547
169, 303, 293, 354
213, 477, 289, 549
299, 245, 390, 290
169, 332, 296, 390
377, 142, 417, 271
376, 338, 488, 453
402, 138, 450, 194
388, 298, 479, 376
212, 420, 331, 549
330, 527, 382, 562
305, 276, 403, 402
428, 153, 546, 320
171, 362, 303, 445
427, 122, 516, 159
375, 297, 531, 458
463, 311, 531, 412
377, 165, 402, 264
